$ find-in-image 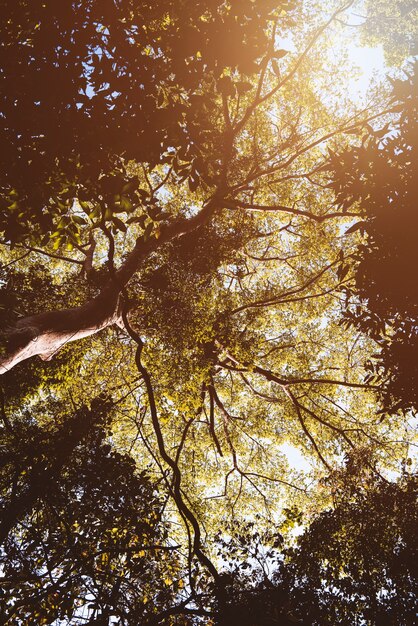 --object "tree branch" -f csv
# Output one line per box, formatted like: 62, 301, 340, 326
121, 307, 220, 583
